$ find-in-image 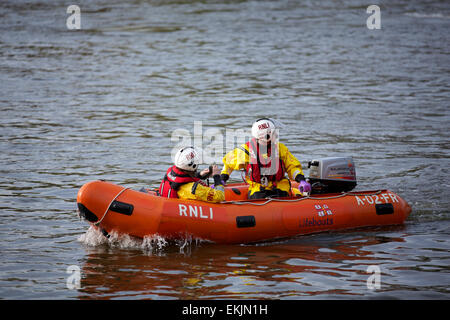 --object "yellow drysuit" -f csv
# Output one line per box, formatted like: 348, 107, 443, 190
221, 142, 304, 198
177, 181, 225, 203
